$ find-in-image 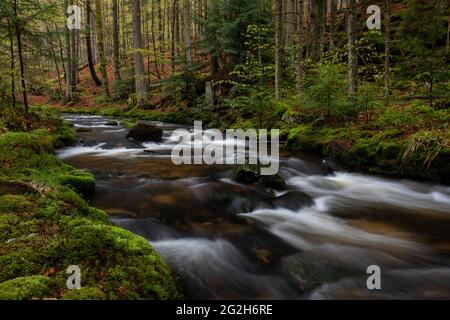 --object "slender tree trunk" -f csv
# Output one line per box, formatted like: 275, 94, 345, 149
86, 0, 102, 87
183, 0, 193, 64
384, 0, 391, 104
132, 0, 147, 107
151, 0, 162, 79
296, 0, 304, 91
121, 0, 128, 65
447, 13, 450, 54
329, 0, 336, 51
64, 0, 74, 101
13, 0, 28, 111
347, 0, 358, 96
94, 0, 110, 96
55, 22, 67, 87
309, 0, 325, 62
112, 0, 122, 81
7, 17, 16, 108
46, 24, 63, 95
275, 0, 283, 99
171, 0, 178, 75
